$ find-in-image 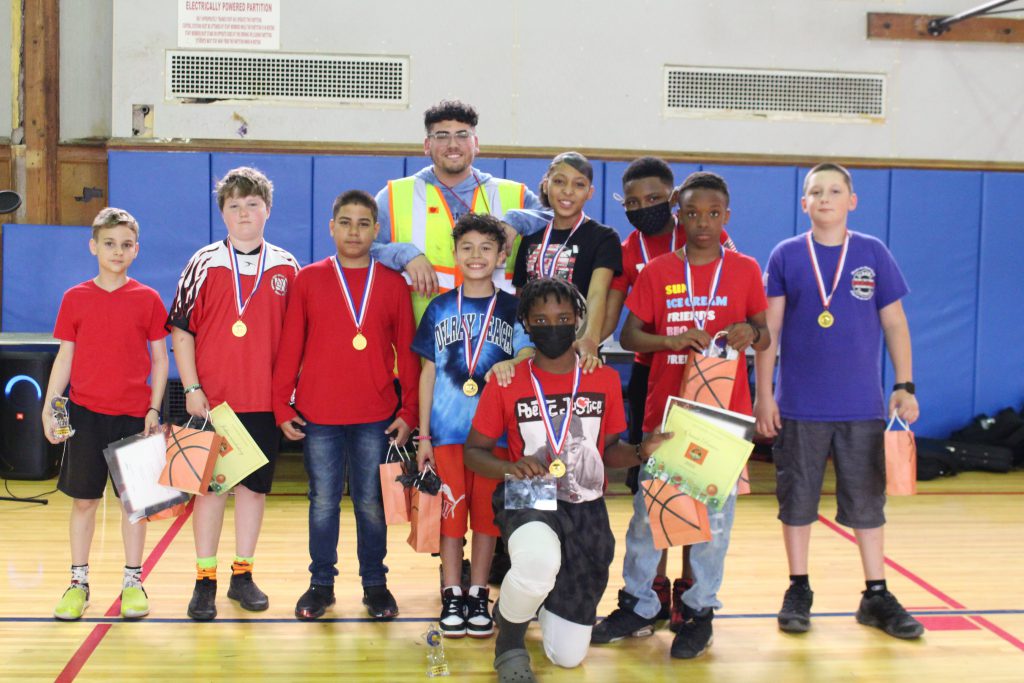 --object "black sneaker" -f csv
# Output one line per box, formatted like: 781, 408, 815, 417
440, 587, 466, 637
855, 589, 924, 639
363, 584, 399, 620
670, 605, 714, 659
653, 575, 671, 621
778, 582, 813, 633
466, 586, 494, 638
591, 590, 657, 644
294, 584, 335, 621
187, 578, 217, 621
227, 572, 269, 611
